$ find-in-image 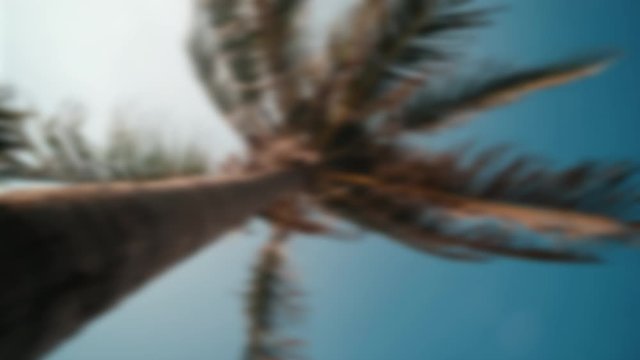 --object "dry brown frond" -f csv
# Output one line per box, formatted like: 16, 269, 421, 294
397, 54, 615, 133
325, 171, 635, 239
368, 145, 639, 219
320, 181, 597, 262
